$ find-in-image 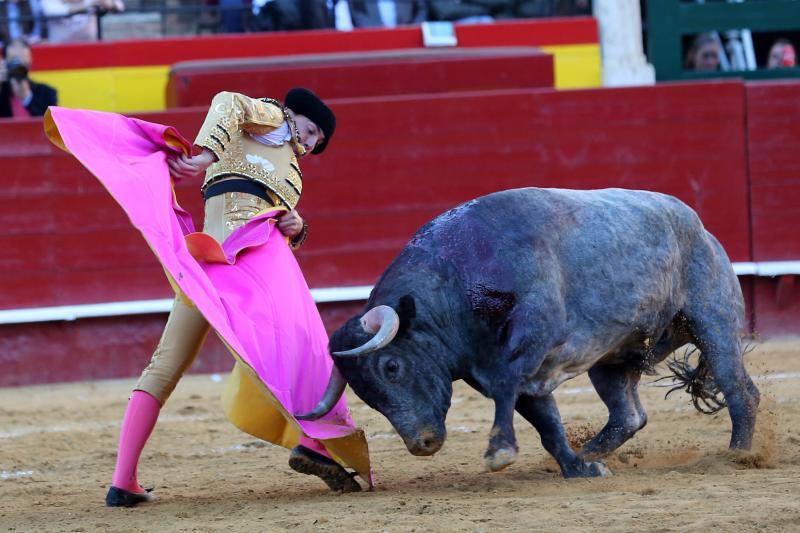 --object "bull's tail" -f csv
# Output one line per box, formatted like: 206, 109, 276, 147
657, 346, 727, 414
